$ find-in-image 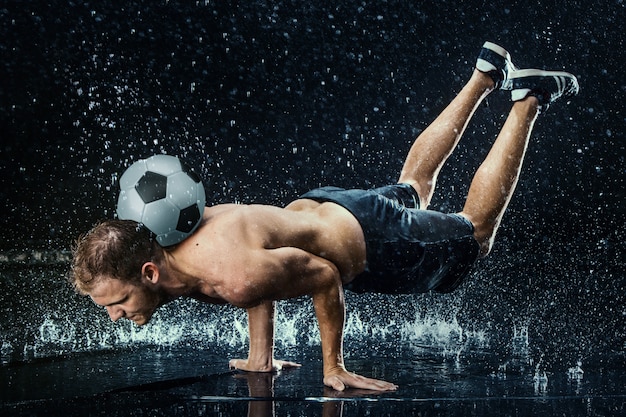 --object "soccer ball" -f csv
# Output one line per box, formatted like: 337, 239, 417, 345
116, 155, 206, 247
